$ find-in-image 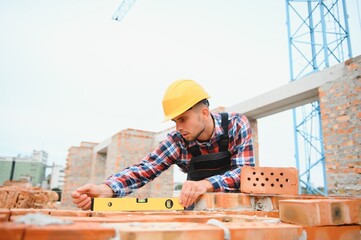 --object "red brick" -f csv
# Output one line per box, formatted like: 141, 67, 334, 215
48, 209, 91, 217
196, 193, 326, 212
304, 225, 360, 240
226, 214, 280, 223
216, 193, 252, 209
53, 215, 177, 223
102, 222, 224, 240
91, 212, 237, 224
0, 222, 25, 240
9, 209, 51, 221
240, 166, 299, 195
4, 190, 19, 208
279, 198, 361, 226
23, 222, 115, 240
197, 193, 281, 211
172, 214, 227, 223
0, 208, 10, 222
231, 210, 279, 218
195, 193, 217, 210
224, 221, 304, 240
